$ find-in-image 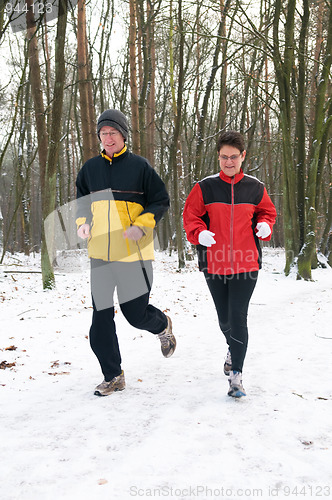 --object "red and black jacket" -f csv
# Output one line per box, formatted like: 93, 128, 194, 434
183, 169, 277, 275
